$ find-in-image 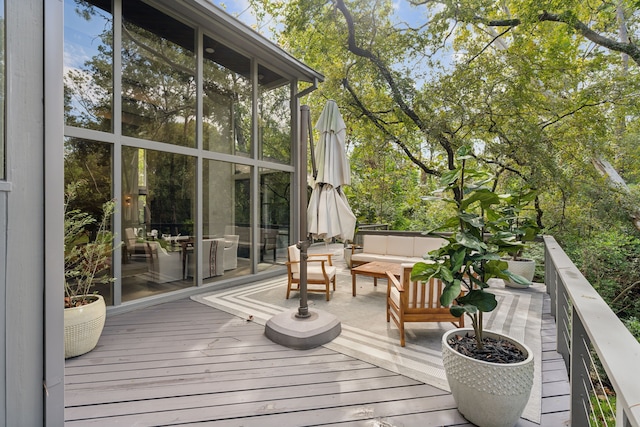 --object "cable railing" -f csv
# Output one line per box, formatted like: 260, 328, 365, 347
544, 236, 640, 427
